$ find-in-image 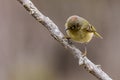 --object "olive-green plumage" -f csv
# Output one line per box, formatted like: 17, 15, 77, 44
65, 15, 102, 43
